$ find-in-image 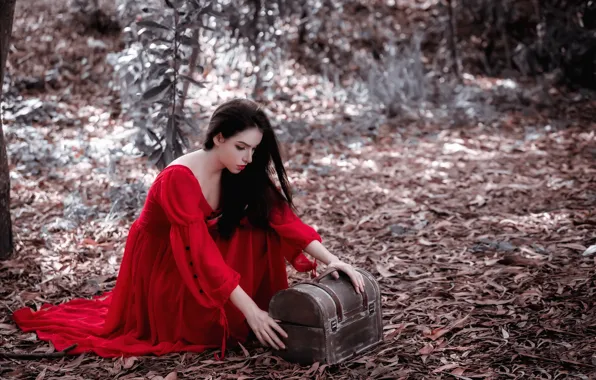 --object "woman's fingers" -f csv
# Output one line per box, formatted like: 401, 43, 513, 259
262, 327, 282, 350
265, 325, 285, 349
348, 268, 365, 294
270, 319, 288, 339
343, 269, 360, 294
255, 331, 267, 347
331, 270, 339, 279
258, 330, 280, 350
329, 263, 365, 294
251, 313, 289, 351
356, 272, 364, 293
